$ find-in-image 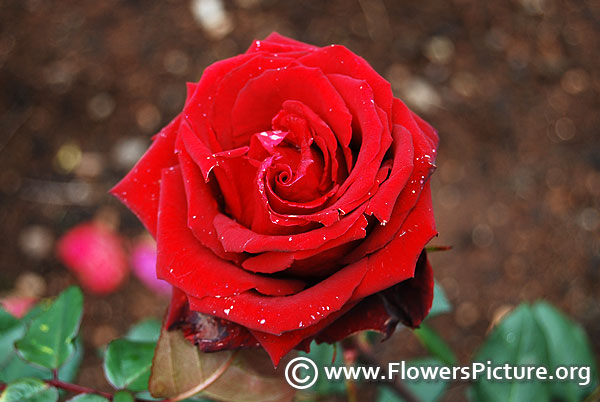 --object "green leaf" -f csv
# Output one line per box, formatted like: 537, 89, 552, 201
0, 378, 58, 402
428, 281, 451, 318
66, 394, 109, 402
15, 287, 83, 369
403, 358, 449, 402
135, 391, 210, 401
298, 342, 346, 394
531, 301, 599, 401
104, 339, 155, 391
471, 302, 600, 402
470, 304, 551, 402
0, 308, 19, 332
113, 391, 135, 402
57, 336, 84, 382
414, 324, 457, 366
0, 336, 82, 383
376, 358, 448, 402
0, 308, 24, 372
377, 385, 403, 402
1, 304, 82, 383
125, 319, 161, 343
149, 327, 294, 402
